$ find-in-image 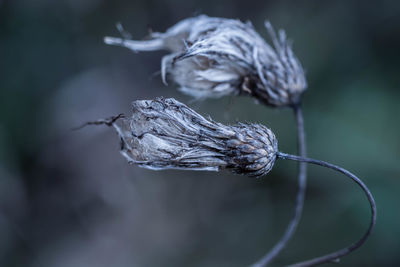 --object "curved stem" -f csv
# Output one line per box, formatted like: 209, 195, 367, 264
276, 152, 377, 267
251, 105, 307, 267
